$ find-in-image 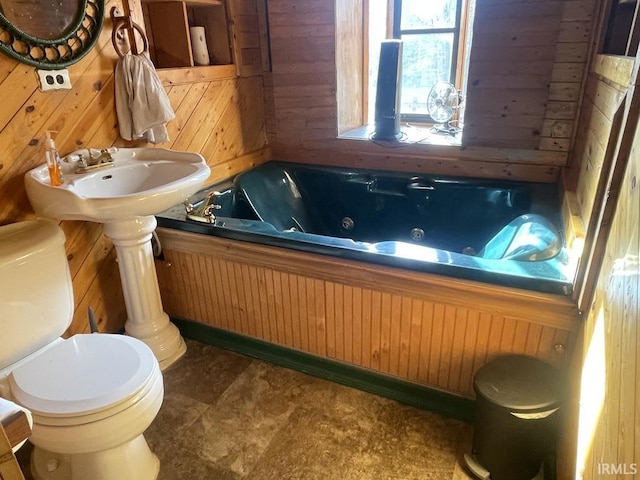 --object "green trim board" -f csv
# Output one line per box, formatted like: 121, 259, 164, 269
173, 317, 475, 422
